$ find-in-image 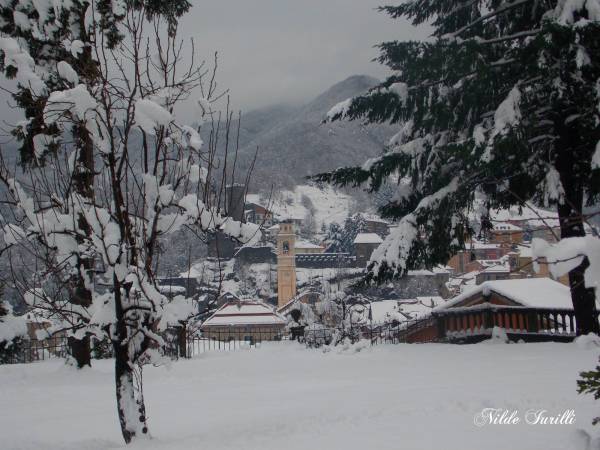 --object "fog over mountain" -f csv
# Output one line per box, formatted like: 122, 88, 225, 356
223, 75, 395, 191
0, 75, 393, 193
